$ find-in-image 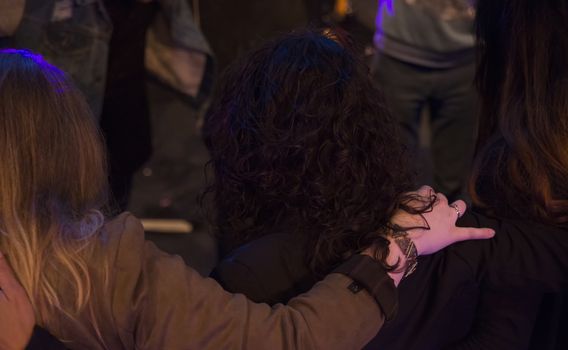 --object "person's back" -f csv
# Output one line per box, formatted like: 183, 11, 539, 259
376, 0, 568, 346
202, 28, 425, 276
212, 226, 477, 349
466, 1, 568, 348
210, 3, 568, 348
201, 28, 486, 349
212, 212, 568, 349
